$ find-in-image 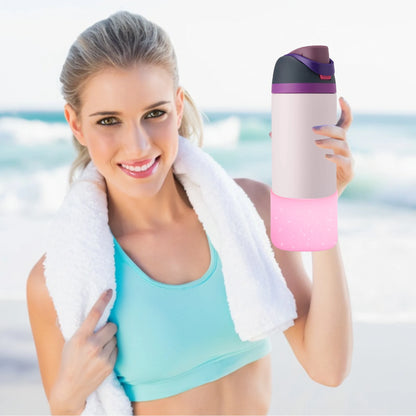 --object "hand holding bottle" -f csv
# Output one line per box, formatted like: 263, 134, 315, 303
312, 96, 354, 197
